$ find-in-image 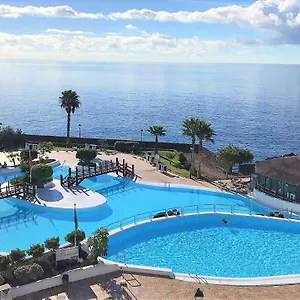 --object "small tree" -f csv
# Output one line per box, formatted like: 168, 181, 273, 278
27, 244, 45, 258
10, 249, 26, 263
147, 126, 166, 154
31, 164, 53, 187
88, 228, 109, 263
217, 145, 253, 176
65, 230, 86, 246
0, 255, 10, 269
76, 149, 97, 165
37, 142, 54, 159
20, 149, 38, 163
99, 139, 109, 150
0, 126, 24, 151
45, 237, 60, 251
7, 152, 19, 167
